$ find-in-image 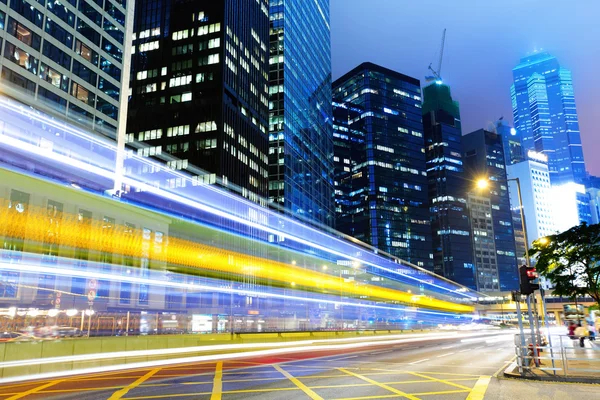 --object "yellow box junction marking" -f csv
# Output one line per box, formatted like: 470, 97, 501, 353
466, 375, 492, 400
210, 361, 223, 400
274, 364, 323, 400
5, 380, 64, 400
108, 368, 160, 400
337, 368, 420, 400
